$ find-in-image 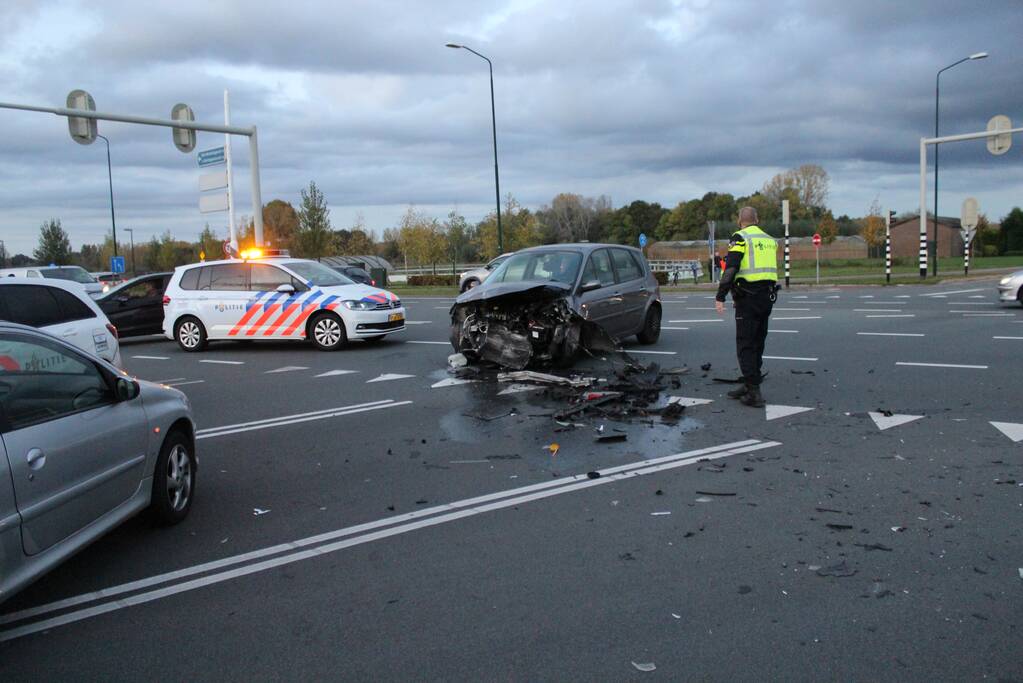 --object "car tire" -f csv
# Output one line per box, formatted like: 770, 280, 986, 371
149, 430, 196, 525
309, 312, 347, 351
636, 304, 661, 345
461, 279, 479, 292
1018, 288, 1022, 307
175, 316, 208, 352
